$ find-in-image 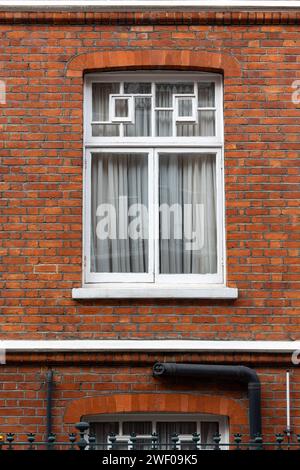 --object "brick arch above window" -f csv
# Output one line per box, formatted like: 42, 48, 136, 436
64, 393, 247, 431
66, 50, 241, 78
